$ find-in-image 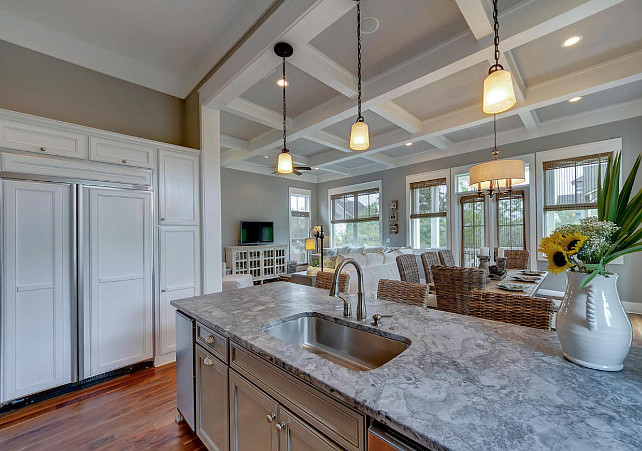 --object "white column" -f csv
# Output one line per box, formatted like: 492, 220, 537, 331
201, 106, 223, 293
